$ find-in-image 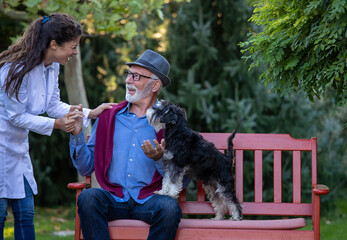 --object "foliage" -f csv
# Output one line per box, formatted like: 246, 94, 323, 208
0, 0, 170, 206
163, 0, 346, 211
164, 0, 260, 133
0, 0, 345, 211
1, 0, 170, 40
239, 0, 347, 108
0, 14, 24, 50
